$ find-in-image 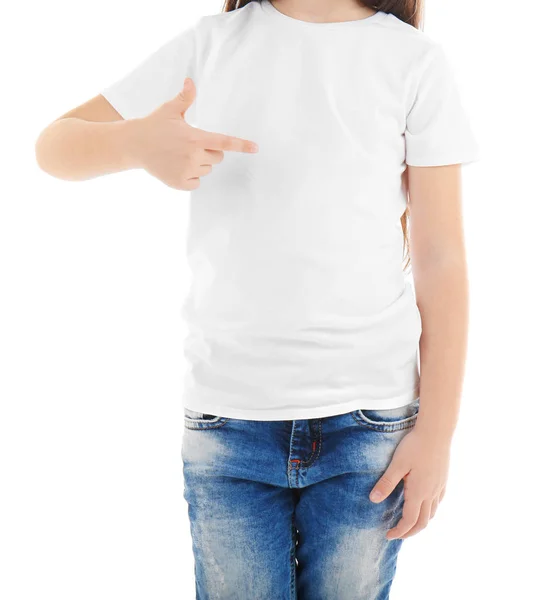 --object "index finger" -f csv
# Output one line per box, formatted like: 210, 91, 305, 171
198, 130, 258, 154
